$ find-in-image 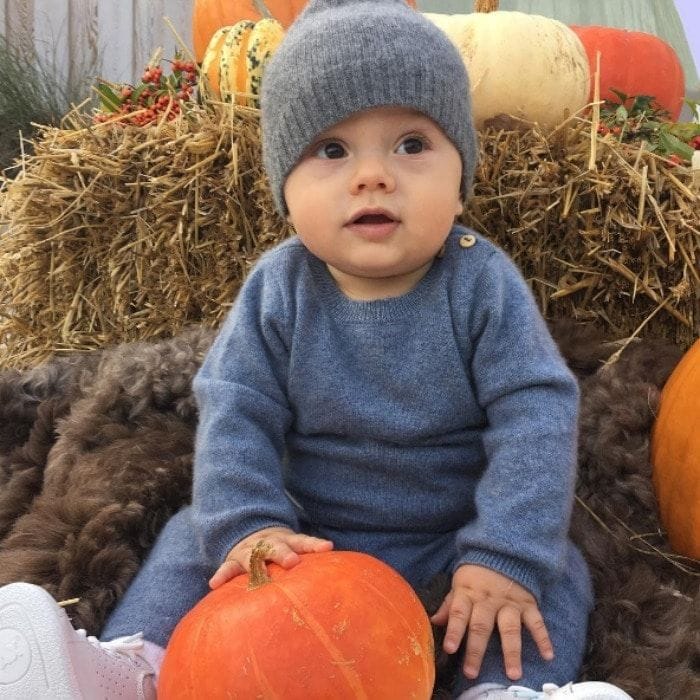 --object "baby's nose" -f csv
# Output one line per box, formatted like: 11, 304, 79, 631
350, 157, 396, 193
